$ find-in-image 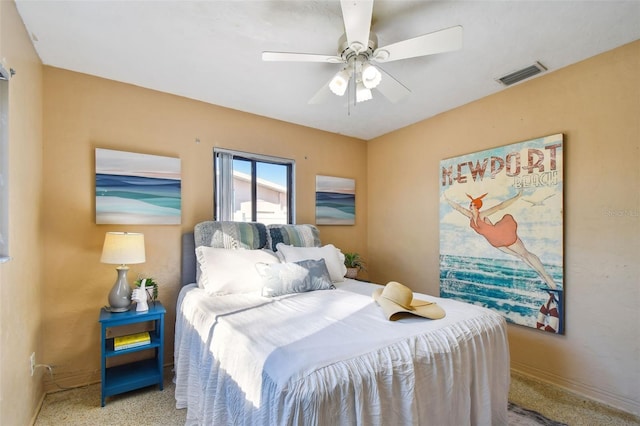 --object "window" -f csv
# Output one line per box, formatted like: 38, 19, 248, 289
214, 148, 294, 224
0, 65, 10, 262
